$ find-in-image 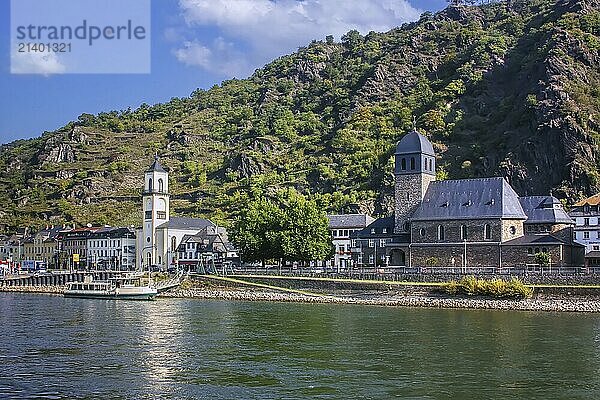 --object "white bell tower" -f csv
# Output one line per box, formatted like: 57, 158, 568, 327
142, 156, 169, 269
